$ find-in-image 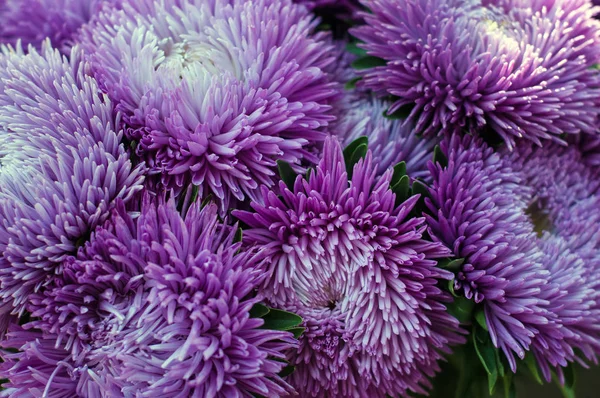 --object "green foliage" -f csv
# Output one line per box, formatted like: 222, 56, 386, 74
277, 160, 297, 191
351, 55, 387, 70
343, 136, 368, 178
